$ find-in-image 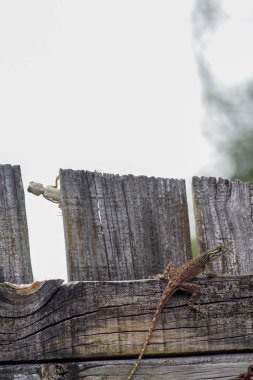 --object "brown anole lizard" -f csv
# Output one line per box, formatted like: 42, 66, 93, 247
127, 244, 230, 379
231, 364, 253, 379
